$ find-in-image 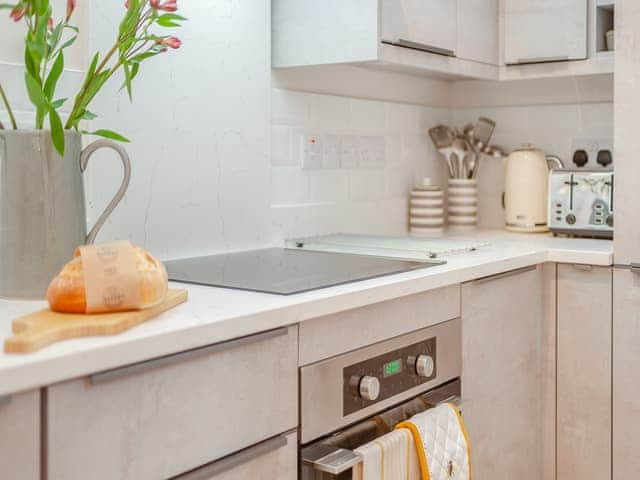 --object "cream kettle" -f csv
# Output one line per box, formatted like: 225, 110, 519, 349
504, 144, 564, 233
